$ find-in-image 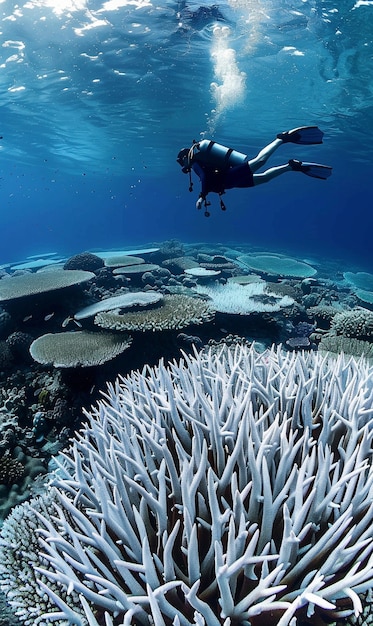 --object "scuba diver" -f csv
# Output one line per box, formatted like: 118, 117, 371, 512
177, 126, 332, 216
